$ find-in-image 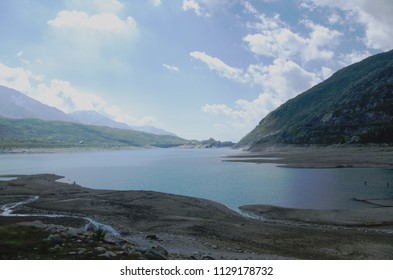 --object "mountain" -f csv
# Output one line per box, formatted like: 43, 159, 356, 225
0, 85, 74, 122
0, 86, 176, 136
238, 50, 393, 150
130, 125, 177, 137
69, 110, 130, 130
0, 117, 188, 149
69, 110, 176, 136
